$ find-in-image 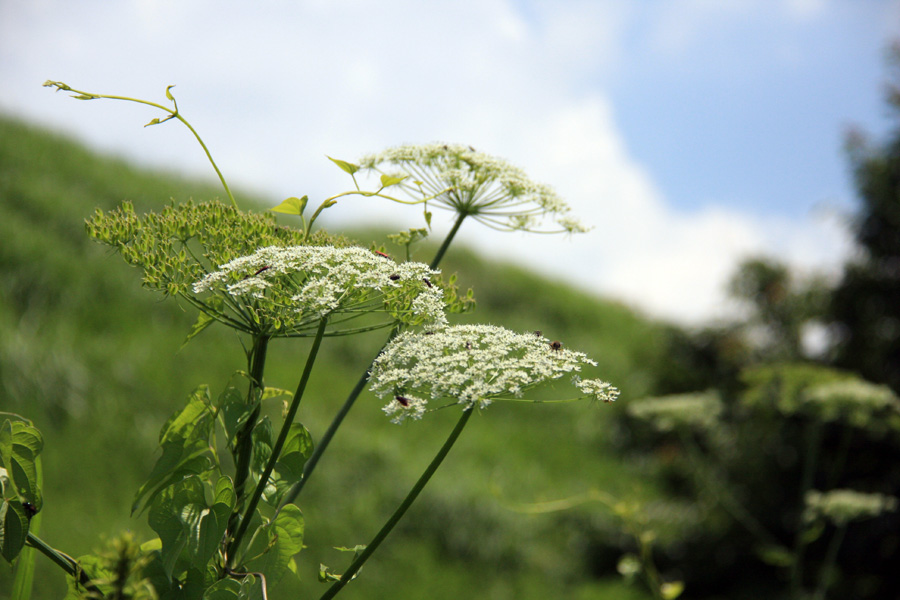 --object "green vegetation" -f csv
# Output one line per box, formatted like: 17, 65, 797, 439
0, 116, 667, 599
